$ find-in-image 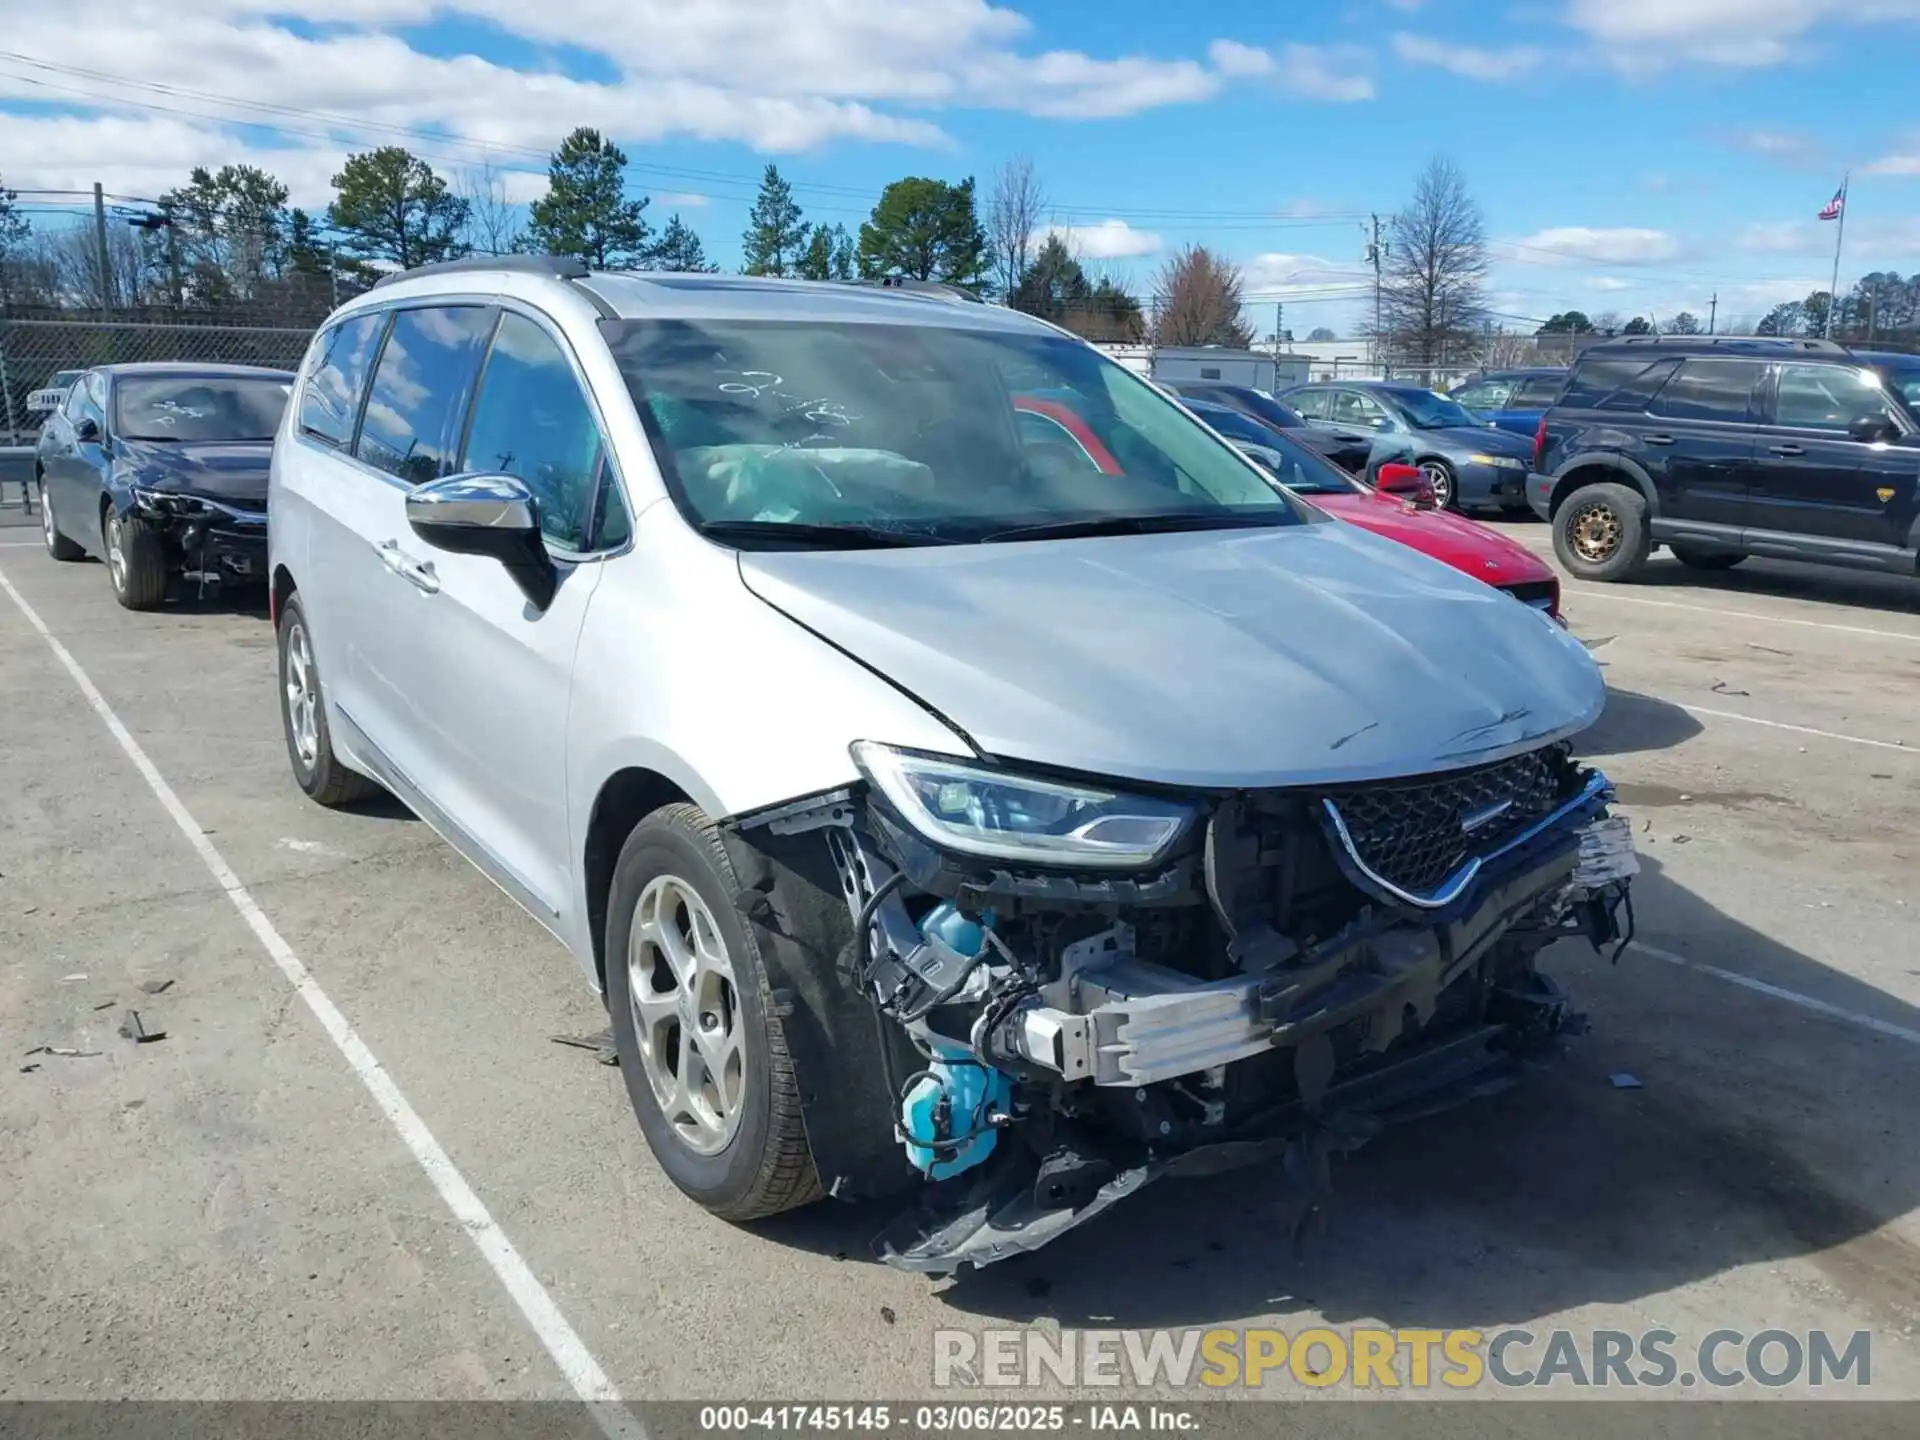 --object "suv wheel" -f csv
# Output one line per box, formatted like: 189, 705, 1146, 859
277, 593, 379, 806
104, 509, 170, 609
605, 803, 821, 1221
1553, 481, 1650, 582
1670, 544, 1745, 572
41, 480, 85, 561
